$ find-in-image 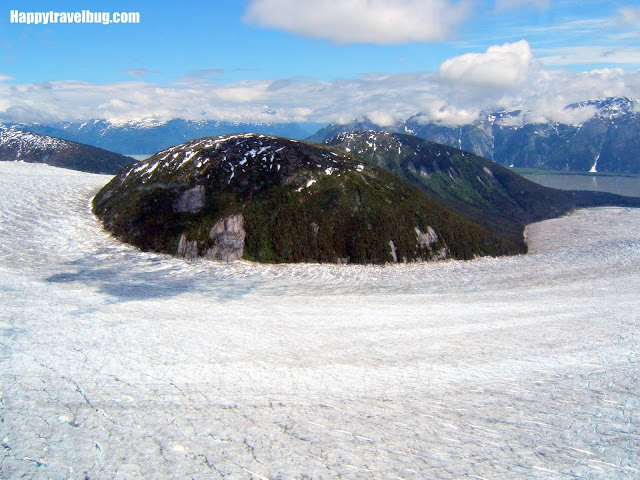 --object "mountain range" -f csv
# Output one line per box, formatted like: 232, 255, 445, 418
0, 125, 135, 174
7, 96, 639, 174
312, 97, 640, 175
6, 119, 321, 156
